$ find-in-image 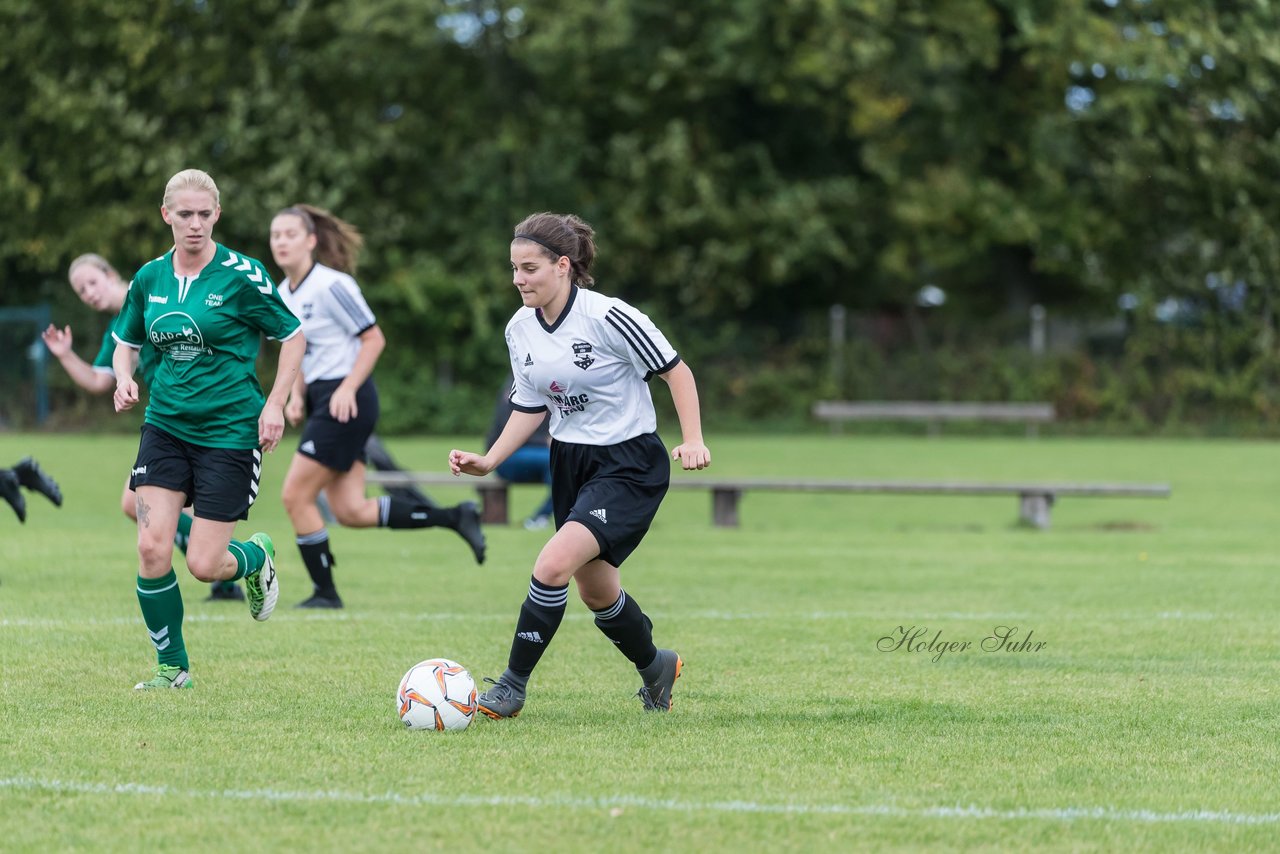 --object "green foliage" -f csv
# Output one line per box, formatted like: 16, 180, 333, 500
3, 1, 1279, 432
